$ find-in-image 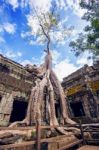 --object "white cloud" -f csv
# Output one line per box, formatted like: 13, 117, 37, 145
20, 54, 43, 66
76, 51, 93, 66
27, 0, 86, 17
29, 38, 45, 46
6, 0, 51, 12
69, 29, 83, 42
51, 49, 79, 81
0, 36, 5, 43
5, 50, 22, 59
0, 23, 16, 34
29, 40, 36, 45
6, 0, 86, 17
3, 22, 16, 34
53, 50, 93, 81
17, 52, 22, 57
50, 28, 72, 45
58, 17, 68, 28
28, 0, 52, 13
27, 15, 40, 36
20, 0, 28, 8
51, 50, 61, 65
21, 59, 33, 66
77, 58, 92, 66
54, 58, 79, 81
0, 49, 22, 59
6, 0, 19, 10
66, 0, 86, 17
71, 29, 79, 37
20, 32, 30, 38
38, 50, 61, 65
52, 50, 94, 81
6, 0, 52, 12
20, 32, 27, 38
29, 36, 45, 46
